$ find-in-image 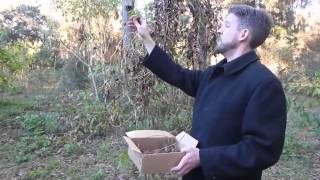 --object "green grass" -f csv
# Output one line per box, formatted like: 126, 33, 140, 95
25, 167, 50, 180
14, 135, 51, 163
97, 139, 112, 160
24, 159, 62, 179
1, 89, 319, 179
264, 95, 320, 179
21, 112, 60, 135
64, 142, 83, 155
116, 149, 130, 169
11, 112, 59, 163
90, 169, 106, 180
0, 143, 14, 152
47, 159, 61, 170
0, 95, 38, 127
